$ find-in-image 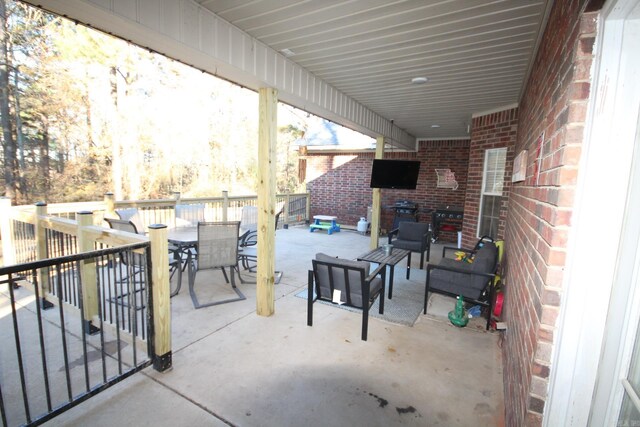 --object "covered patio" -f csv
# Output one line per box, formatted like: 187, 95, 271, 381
3, 0, 640, 425
9, 226, 502, 426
